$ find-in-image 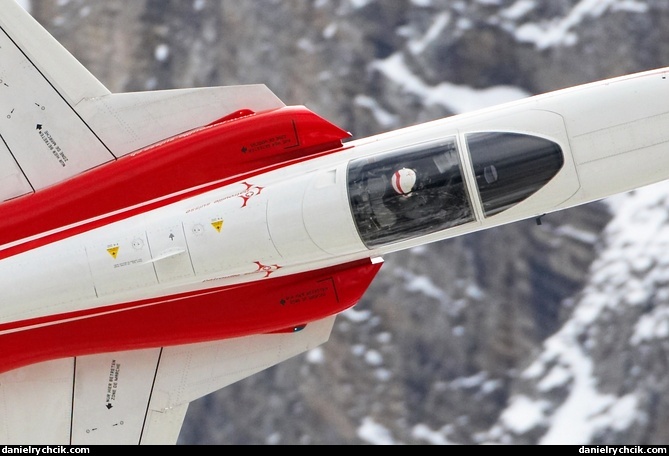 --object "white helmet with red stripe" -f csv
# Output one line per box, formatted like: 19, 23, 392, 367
391, 168, 417, 196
